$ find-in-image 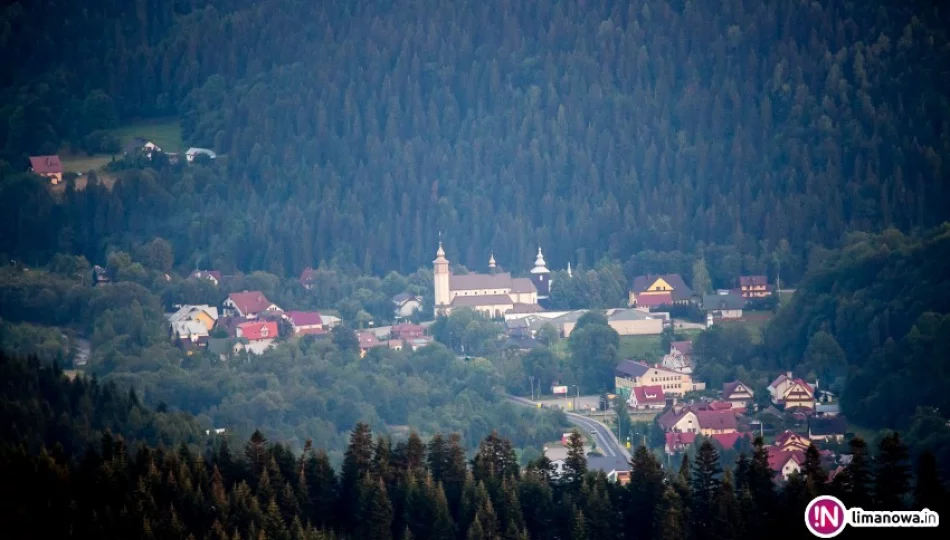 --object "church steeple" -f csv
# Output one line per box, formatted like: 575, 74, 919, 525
488, 252, 496, 270
433, 239, 450, 315
529, 245, 551, 298
530, 246, 549, 274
